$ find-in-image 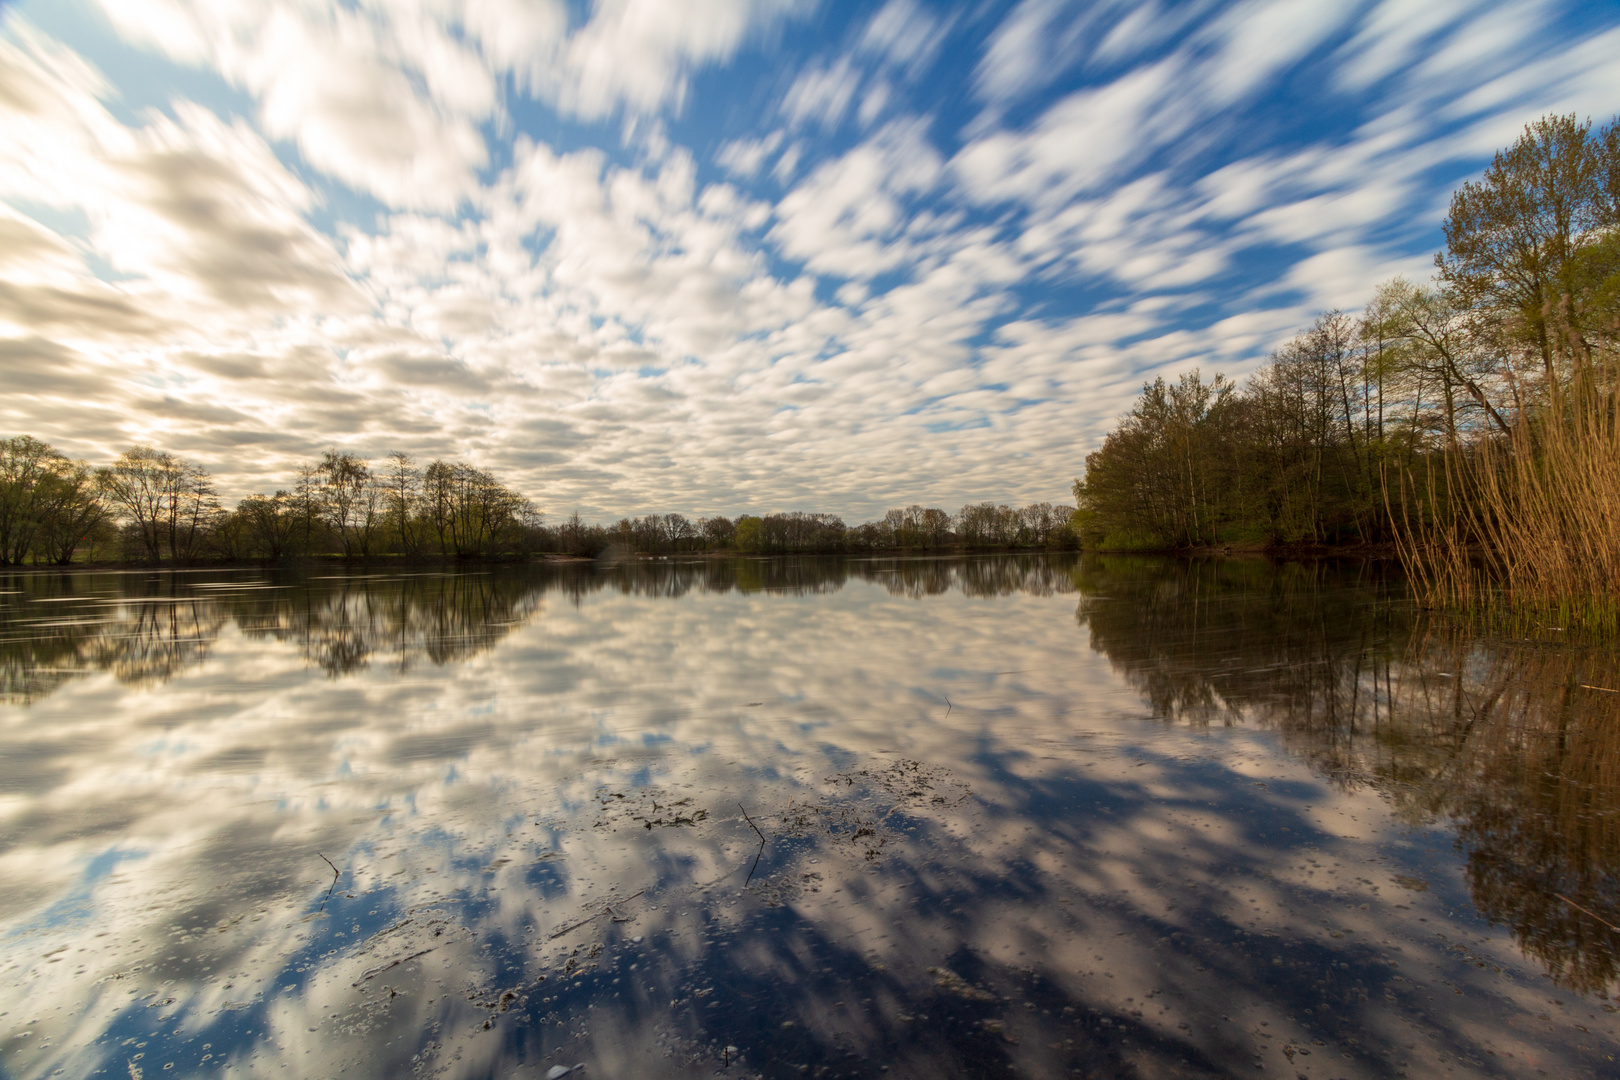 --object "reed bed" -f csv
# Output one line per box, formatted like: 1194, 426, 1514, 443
1393, 362, 1620, 638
